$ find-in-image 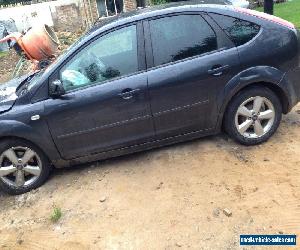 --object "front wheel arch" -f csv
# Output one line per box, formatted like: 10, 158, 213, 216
0, 136, 51, 164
